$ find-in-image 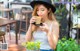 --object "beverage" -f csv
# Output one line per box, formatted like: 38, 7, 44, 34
35, 16, 42, 25
32, 16, 42, 26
